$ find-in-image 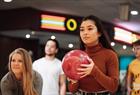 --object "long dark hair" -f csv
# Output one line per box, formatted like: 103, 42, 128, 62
80, 15, 113, 50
